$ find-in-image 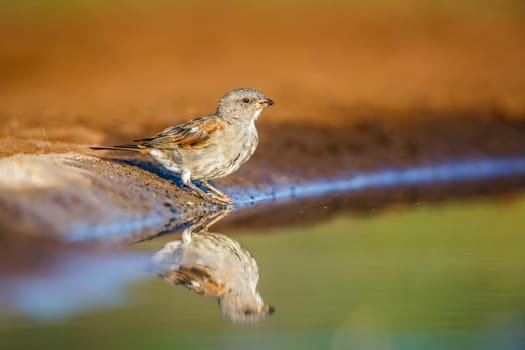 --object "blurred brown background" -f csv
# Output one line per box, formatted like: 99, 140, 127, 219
1, 0, 524, 146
